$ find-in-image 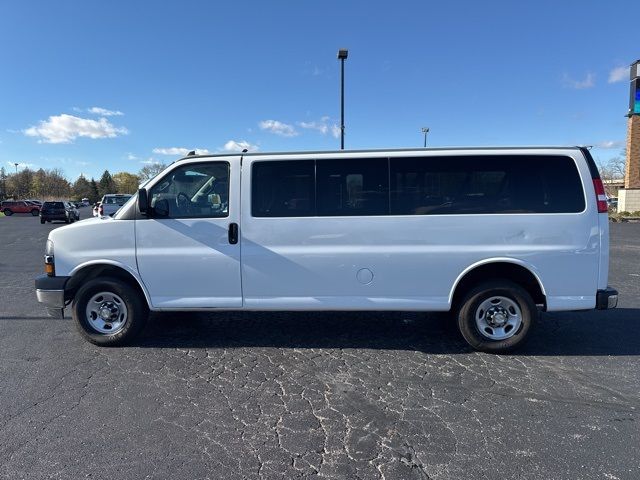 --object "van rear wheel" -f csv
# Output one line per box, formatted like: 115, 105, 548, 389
72, 277, 148, 346
457, 280, 537, 353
